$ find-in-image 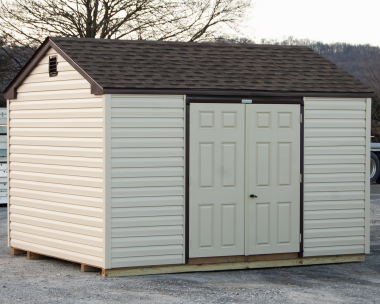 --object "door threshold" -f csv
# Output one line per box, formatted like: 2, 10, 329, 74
188, 252, 299, 265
